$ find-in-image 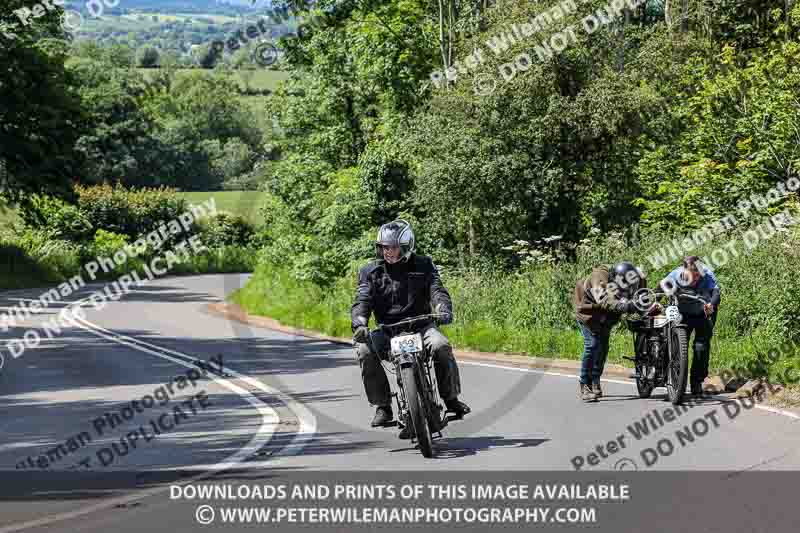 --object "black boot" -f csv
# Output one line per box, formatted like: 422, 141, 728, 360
371, 405, 393, 427
444, 397, 471, 417
398, 414, 415, 440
